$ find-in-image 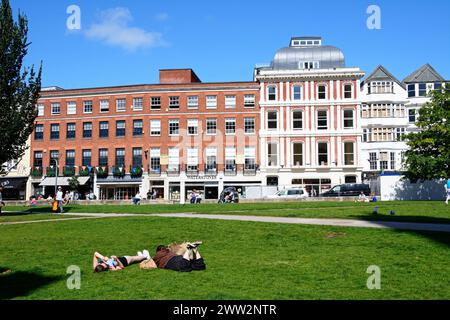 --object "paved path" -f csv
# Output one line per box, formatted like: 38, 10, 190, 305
2, 211, 450, 233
